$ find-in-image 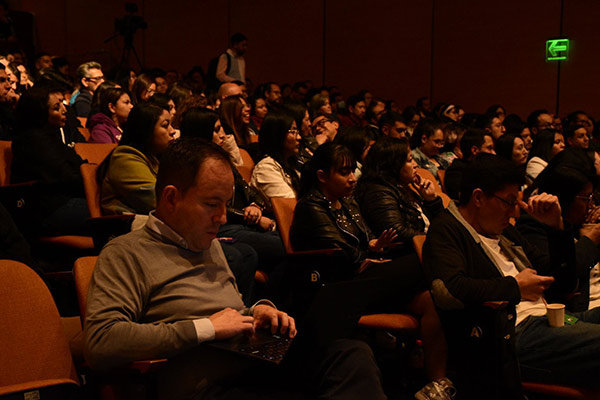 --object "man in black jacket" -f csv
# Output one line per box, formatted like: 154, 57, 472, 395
424, 154, 600, 399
